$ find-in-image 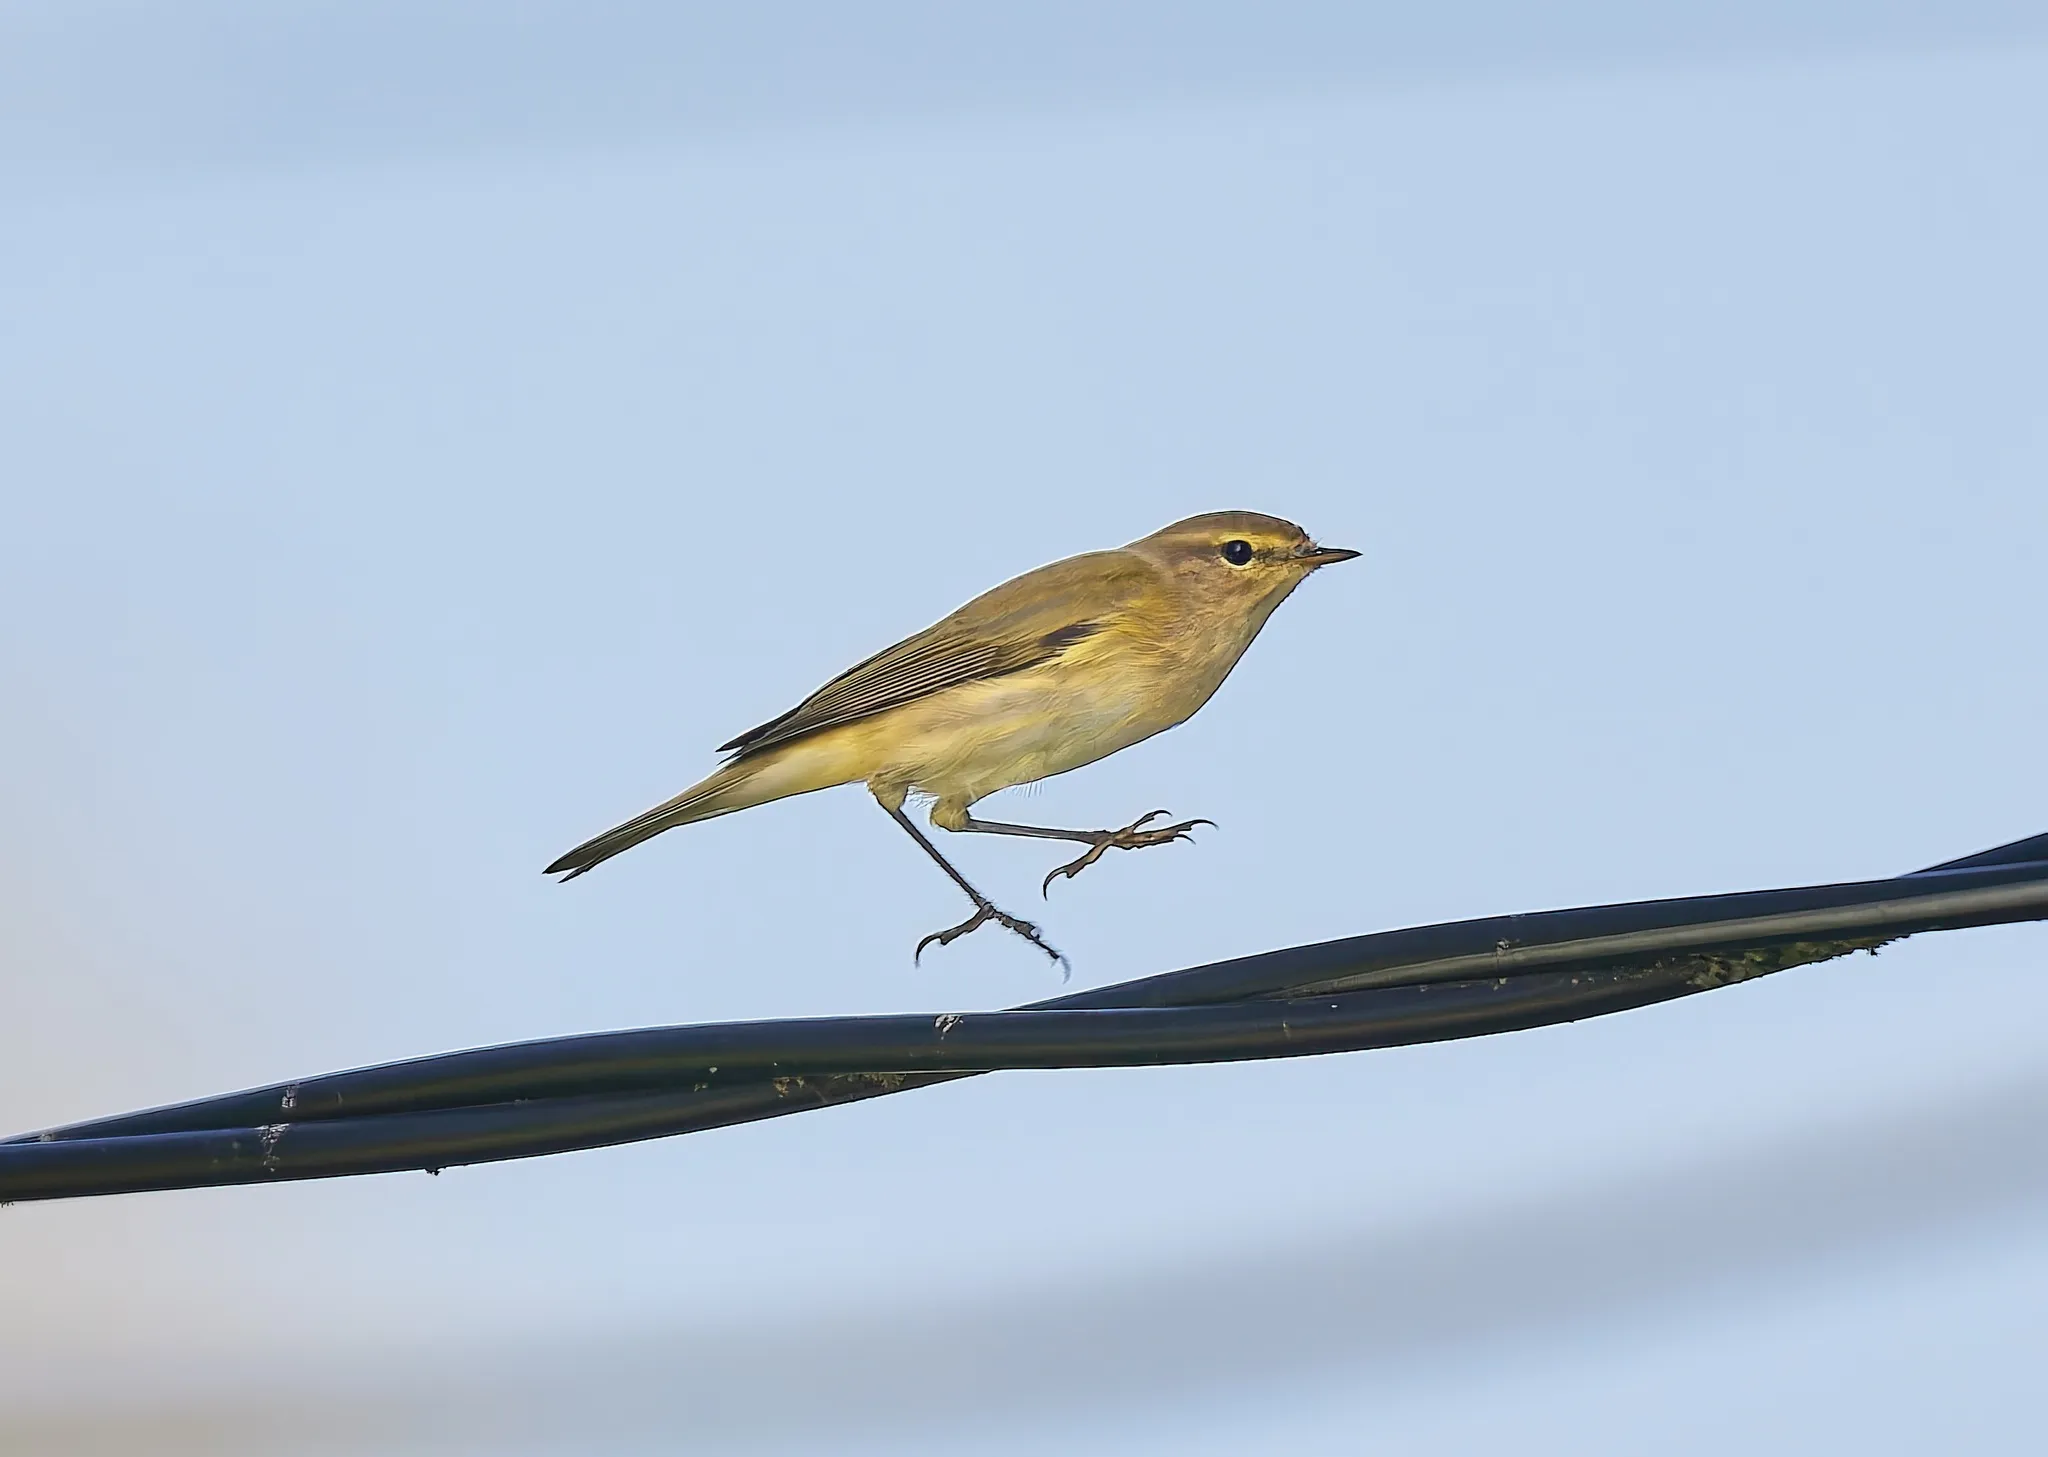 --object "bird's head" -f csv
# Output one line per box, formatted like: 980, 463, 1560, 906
1125, 511, 1358, 618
